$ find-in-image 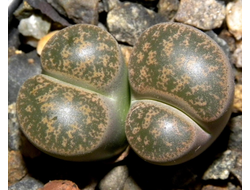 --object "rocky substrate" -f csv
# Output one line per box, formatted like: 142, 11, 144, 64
8, 0, 242, 189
